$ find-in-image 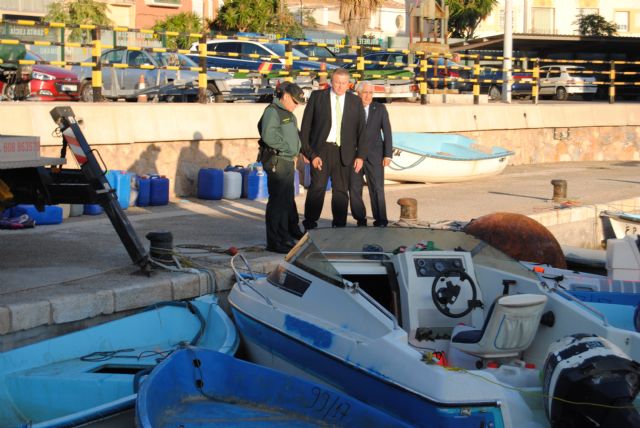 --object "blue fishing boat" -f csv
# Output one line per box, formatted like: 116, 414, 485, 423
0, 295, 238, 427
136, 346, 411, 427
387, 132, 514, 183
